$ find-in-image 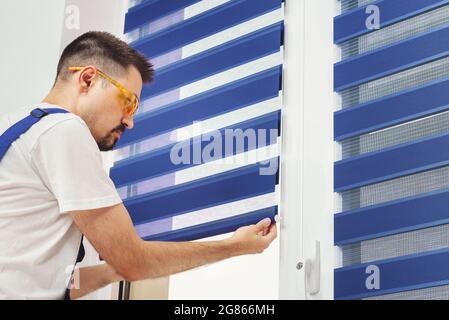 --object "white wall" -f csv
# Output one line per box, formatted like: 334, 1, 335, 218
0, 0, 66, 115
60, 0, 127, 49
0, 0, 127, 116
